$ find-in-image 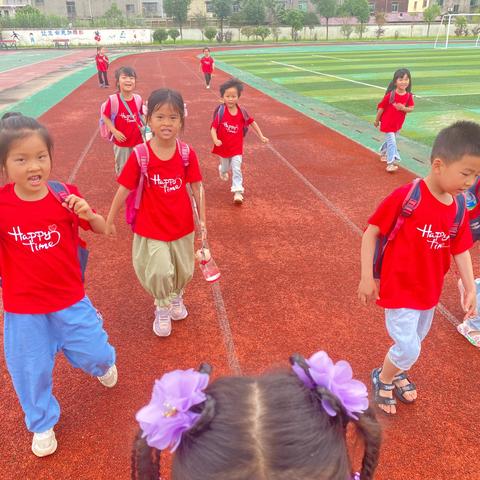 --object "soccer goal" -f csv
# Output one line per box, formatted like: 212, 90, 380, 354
434, 13, 480, 48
